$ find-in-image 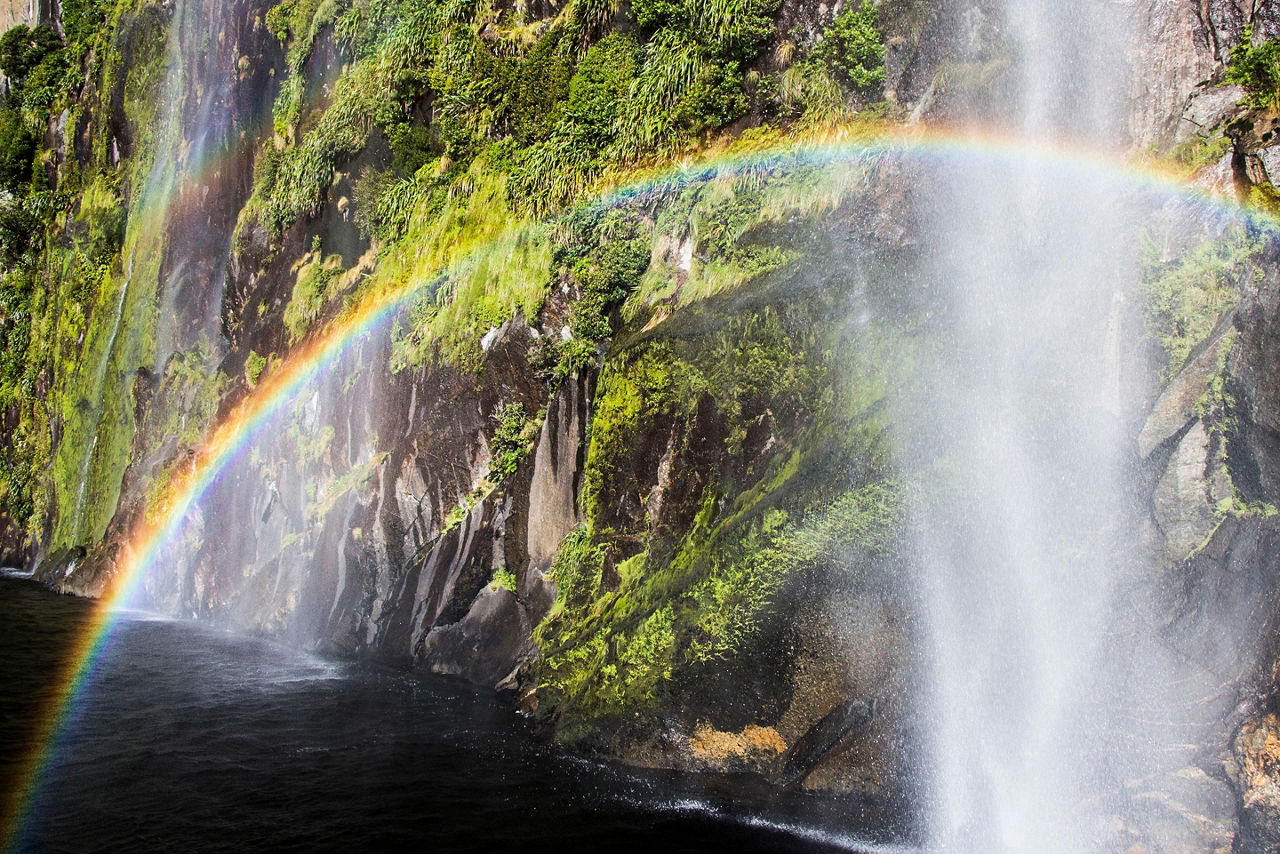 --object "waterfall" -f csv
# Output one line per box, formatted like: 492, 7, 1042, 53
149, 0, 241, 369
902, 1, 1188, 848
